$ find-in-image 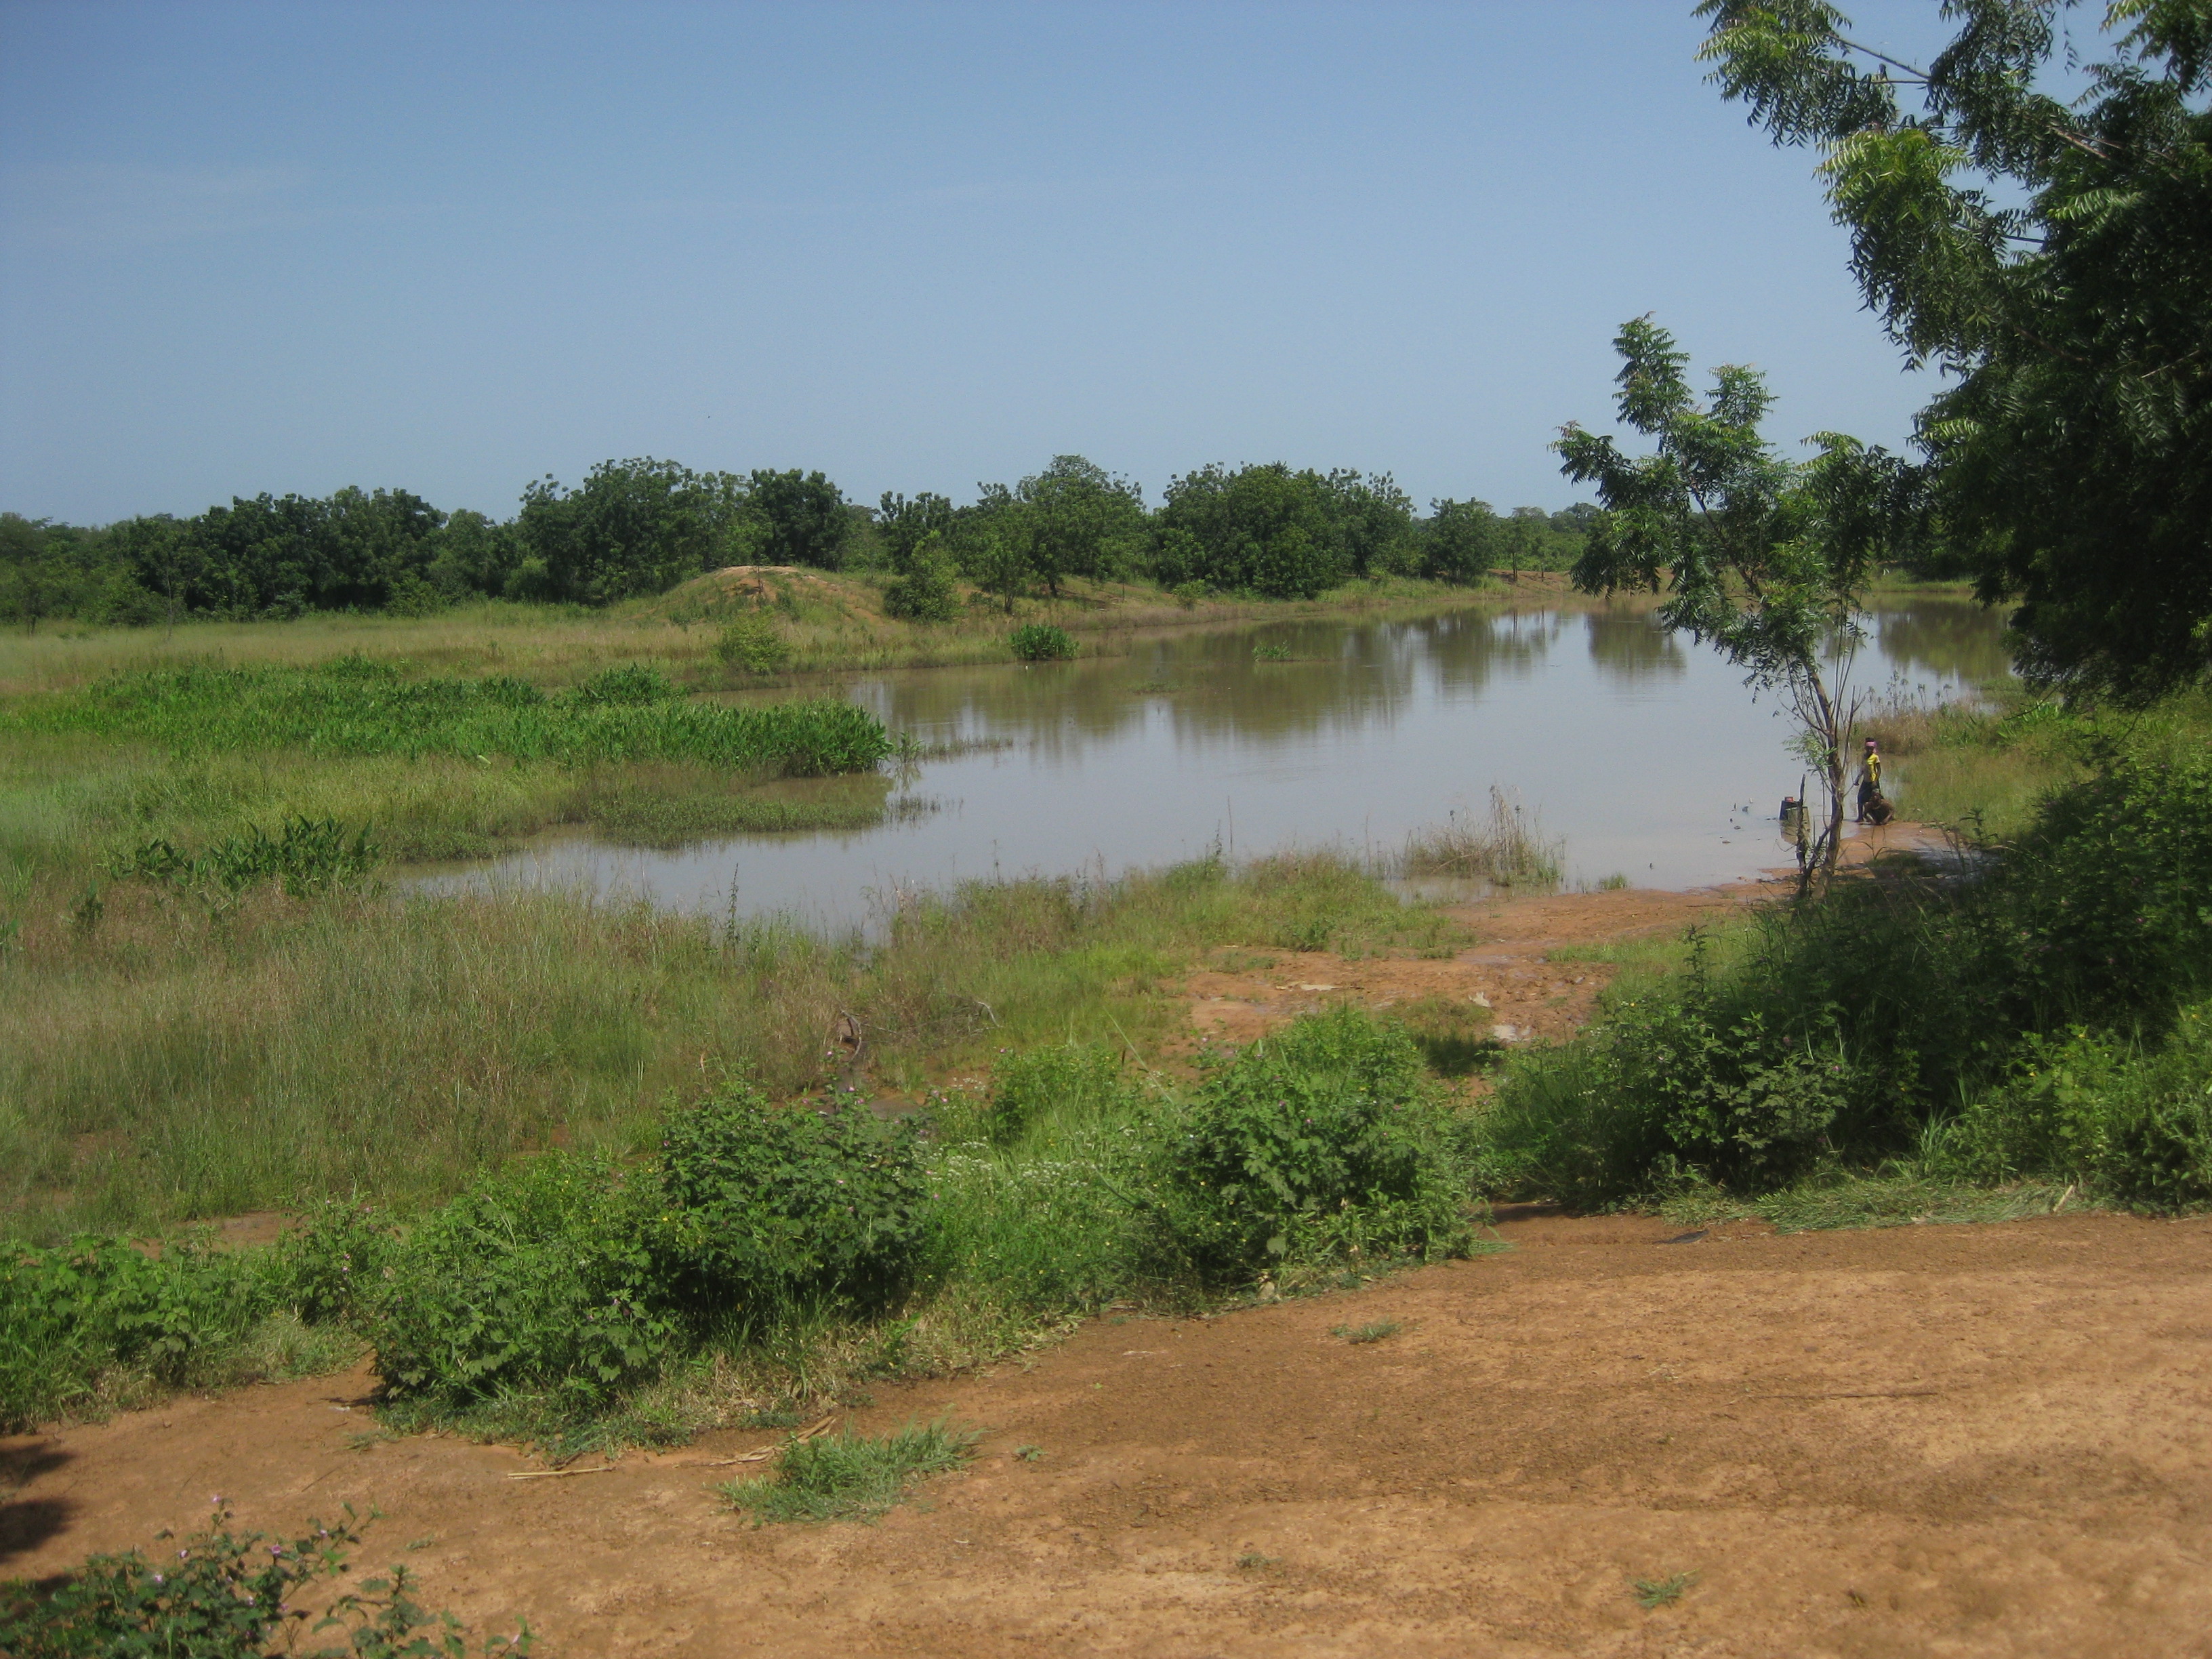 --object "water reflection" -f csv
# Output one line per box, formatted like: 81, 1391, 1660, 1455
421, 595, 2009, 928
